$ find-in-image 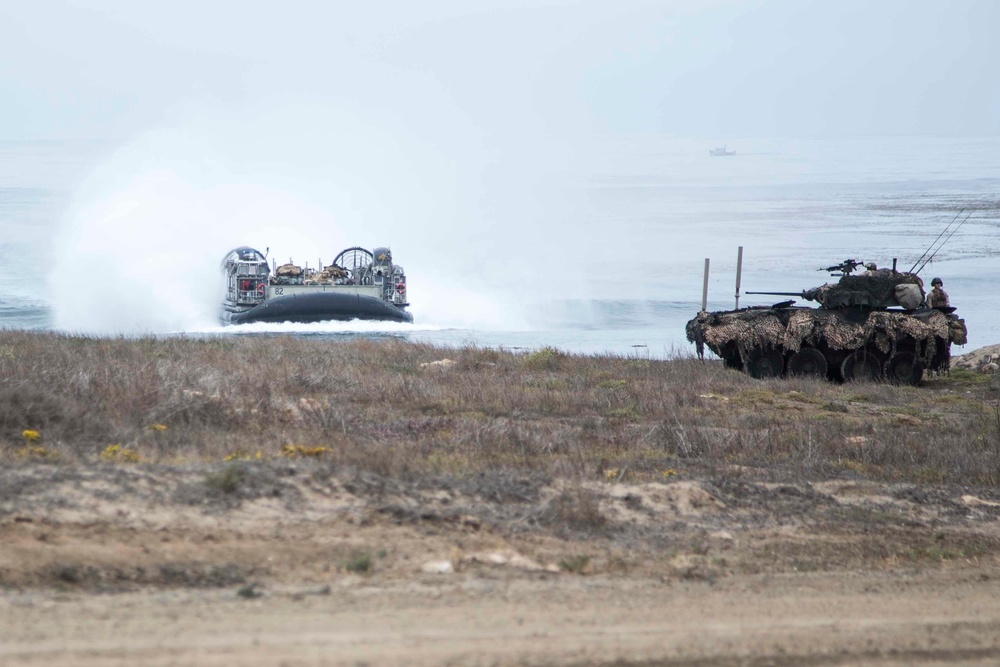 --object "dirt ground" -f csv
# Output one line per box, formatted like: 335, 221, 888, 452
4, 462, 1000, 666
